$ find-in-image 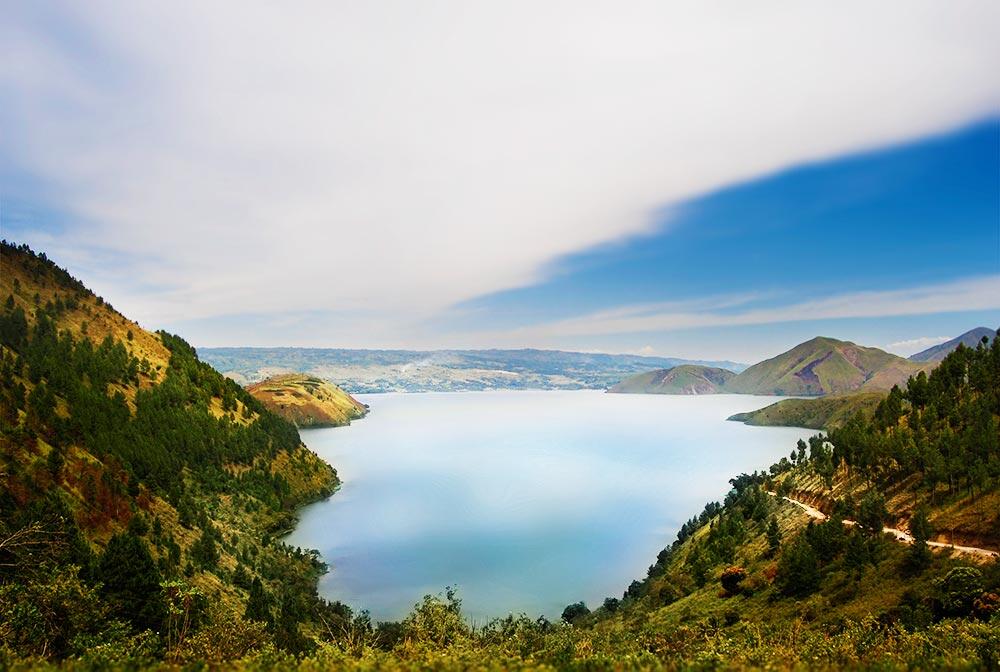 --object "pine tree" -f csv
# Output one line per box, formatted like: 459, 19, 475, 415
776, 533, 820, 596
96, 532, 165, 631
766, 515, 782, 557
907, 506, 933, 571
245, 577, 272, 625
